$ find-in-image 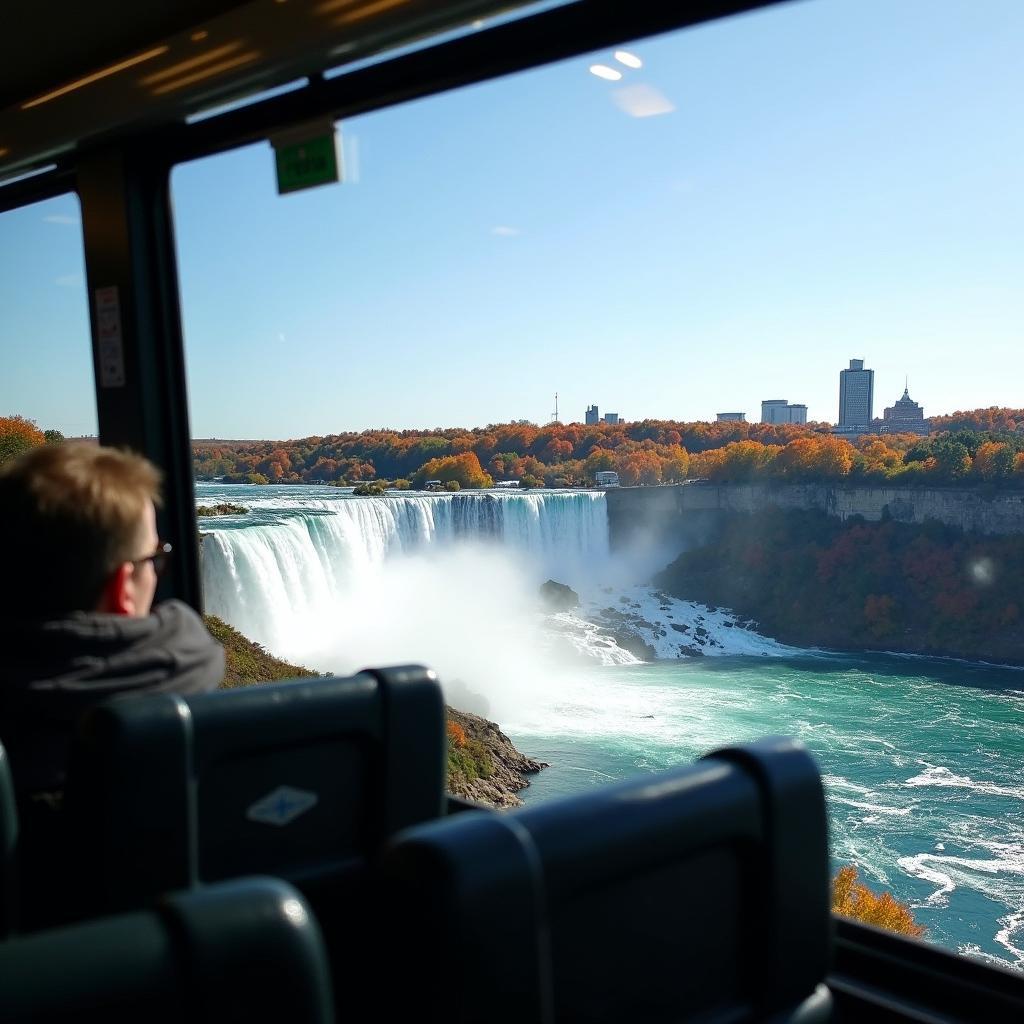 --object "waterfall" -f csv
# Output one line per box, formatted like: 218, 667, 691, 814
201, 490, 609, 659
